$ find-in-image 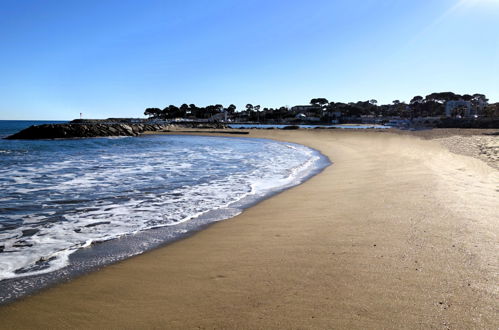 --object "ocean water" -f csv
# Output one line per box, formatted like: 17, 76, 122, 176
0, 120, 328, 301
